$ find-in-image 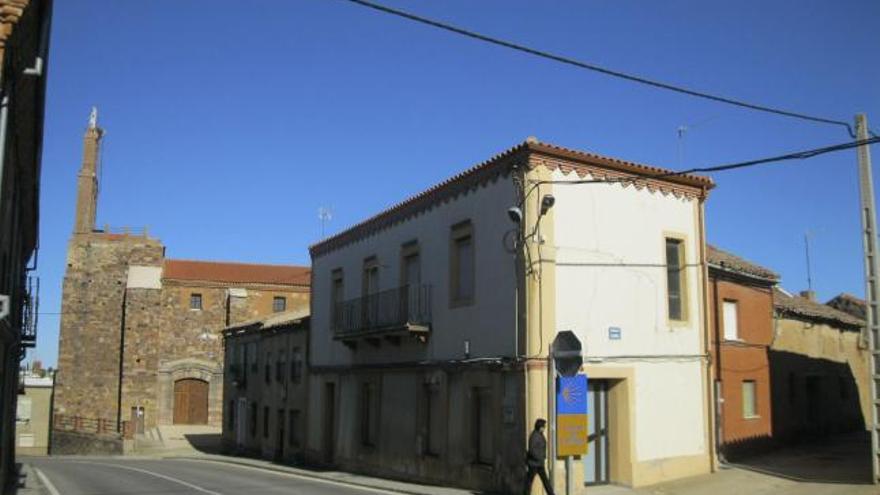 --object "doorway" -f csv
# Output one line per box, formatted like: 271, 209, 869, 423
130, 406, 145, 435
583, 379, 610, 485
323, 382, 336, 464
173, 378, 209, 424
